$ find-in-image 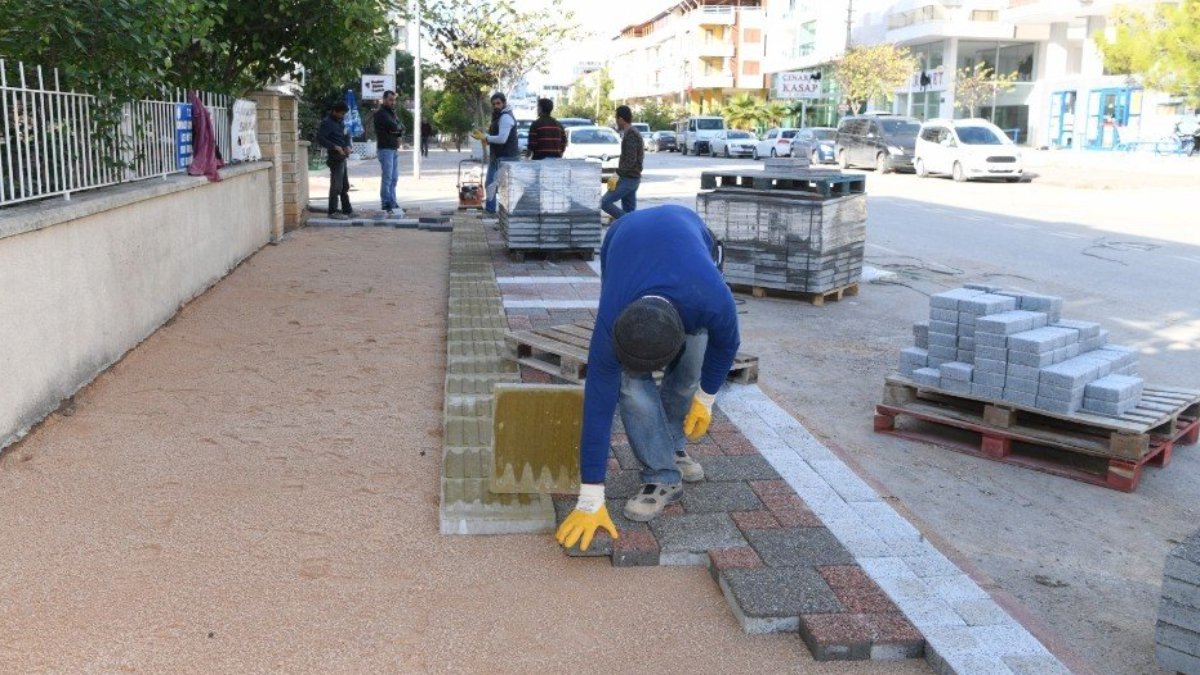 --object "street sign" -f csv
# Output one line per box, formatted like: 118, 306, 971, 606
361, 74, 396, 100
775, 70, 823, 100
